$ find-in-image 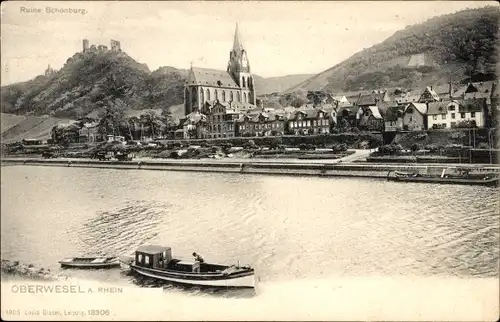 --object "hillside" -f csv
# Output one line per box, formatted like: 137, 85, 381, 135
287, 6, 500, 93
254, 74, 314, 95
1, 113, 74, 144
0, 50, 189, 119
